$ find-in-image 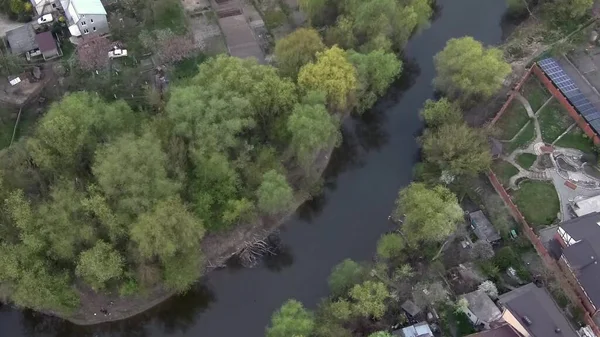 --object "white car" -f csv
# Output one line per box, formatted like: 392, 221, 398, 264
108, 48, 128, 59
37, 14, 53, 24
